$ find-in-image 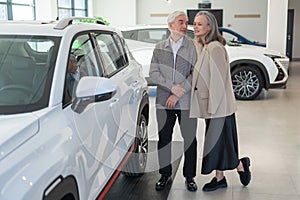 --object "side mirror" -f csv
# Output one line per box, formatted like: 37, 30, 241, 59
71, 76, 117, 113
